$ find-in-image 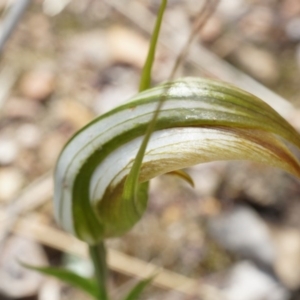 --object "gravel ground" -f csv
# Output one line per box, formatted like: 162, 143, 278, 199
1, 0, 300, 299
